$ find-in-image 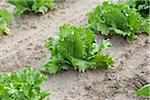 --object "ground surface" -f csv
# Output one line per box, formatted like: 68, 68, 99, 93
0, 0, 150, 100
